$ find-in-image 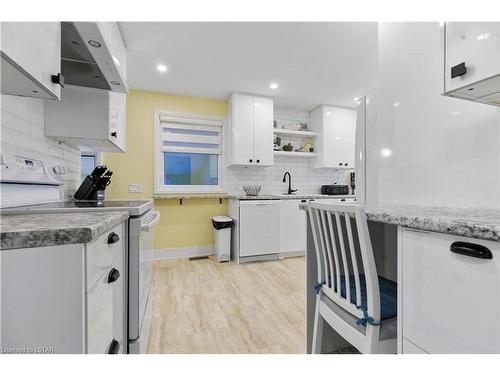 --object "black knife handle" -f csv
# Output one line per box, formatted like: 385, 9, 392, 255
108, 232, 120, 244
108, 339, 120, 354
107, 268, 120, 283
450, 241, 492, 259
